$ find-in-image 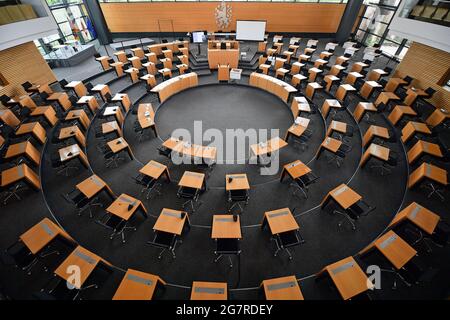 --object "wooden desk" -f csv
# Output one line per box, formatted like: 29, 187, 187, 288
285, 117, 310, 141
218, 64, 230, 81
258, 63, 270, 75
95, 56, 111, 70
65, 81, 87, 98
249, 72, 297, 102
360, 143, 390, 167
55, 246, 109, 289
362, 125, 389, 147
351, 61, 369, 73
354, 102, 377, 122
407, 140, 443, 164
211, 215, 242, 239
0, 109, 20, 127
20, 218, 74, 254
28, 82, 53, 95
153, 208, 188, 236
110, 62, 124, 77
324, 75, 340, 92
151, 72, 198, 103
59, 144, 89, 168
30, 106, 58, 127
140, 160, 170, 182
65, 109, 90, 130
128, 56, 142, 69
308, 67, 323, 82
389, 202, 440, 235
335, 56, 350, 65
314, 58, 328, 69
47, 92, 71, 111
176, 63, 188, 75
106, 193, 147, 220
326, 120, 347, 137
321, 99, 342, 118
77, 96, 99, 114
367, 230, 417, 269
113, 269, 166, 300
4, 140, 40, 166
298, 54, 311, 63
336, 84, 356, 102
107, 137, 133, 159
408, 162, 447, 189
125, 67, 139, 83
102, 121, 122, 137
0, 163, 40, 189
137, 103, 156, 135
208, 47, 239, 69
190, 281, 227, 300
178, 171, 205, 190
225, 173, 250, 191
262, 208, 299, 235
404, 87, 428, 106
385, 77, 407, 92
345, 72, 363, 86
425, 108, 450, 128
147, 40, 189, 56
103, 106, 124, 125
401, 121, 431, 143
261, 275, 304, 300
291, 74, 307, 87
10, 94, 38, 110
143, 62, 157, 76
321, 184, 361, 210
250, 137, 288, 157
388, 105, 417, 125
280, 160, 311, 182
375, 91, 399, 107
305, 82, 323, 100
160, 58, 172, 70
76, 174, 114, 199
290, 62, 304, 75
367, 69, 387, 82
15, 122, 46, 144
112, 93, 131, 112
140, 74, 157, 88
113, 51, 127, 63
130, 47, 144, 59
316, 136, 342, 159
274, 57, 287, 70
275, 68, 289, 80
320, 256, 371, 300
330, 64, 346, 76
291, 96, 311, 118
360, 81, 382, 99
